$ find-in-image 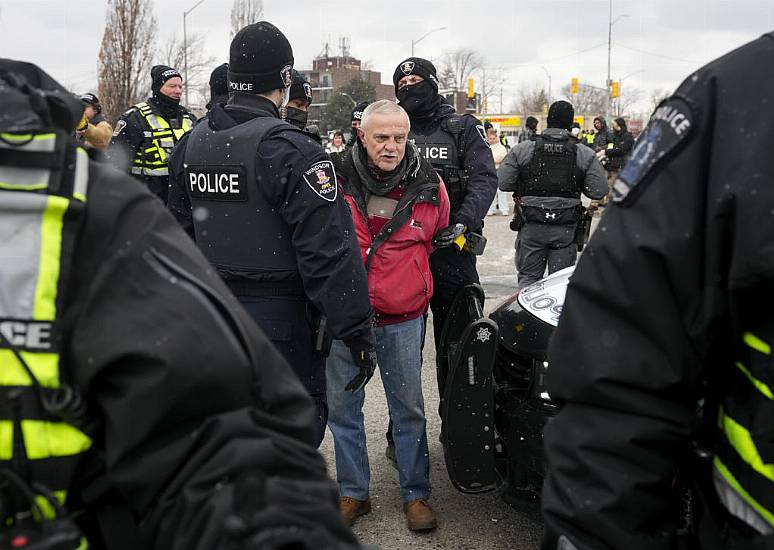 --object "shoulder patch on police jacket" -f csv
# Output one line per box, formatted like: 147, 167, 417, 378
112, 119, 127, 137
612, 96, 693, 206
475, 124, 489, 146
303, 160, 338, 202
